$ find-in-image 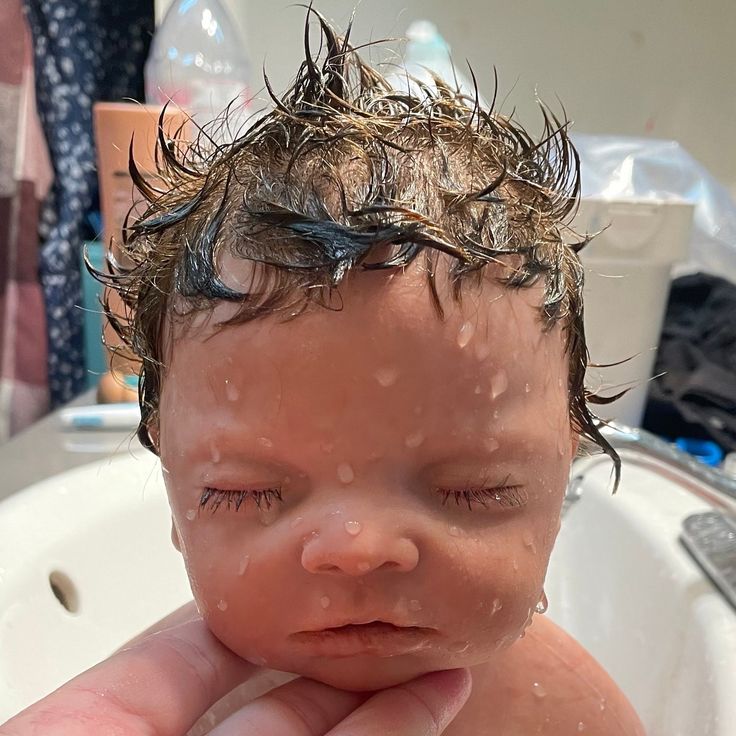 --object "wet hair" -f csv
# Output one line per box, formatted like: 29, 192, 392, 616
93, 8, 622, 489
